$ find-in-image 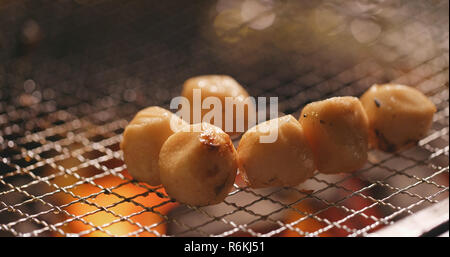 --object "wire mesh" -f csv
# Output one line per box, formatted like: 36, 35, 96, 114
0, 0, 448, 237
